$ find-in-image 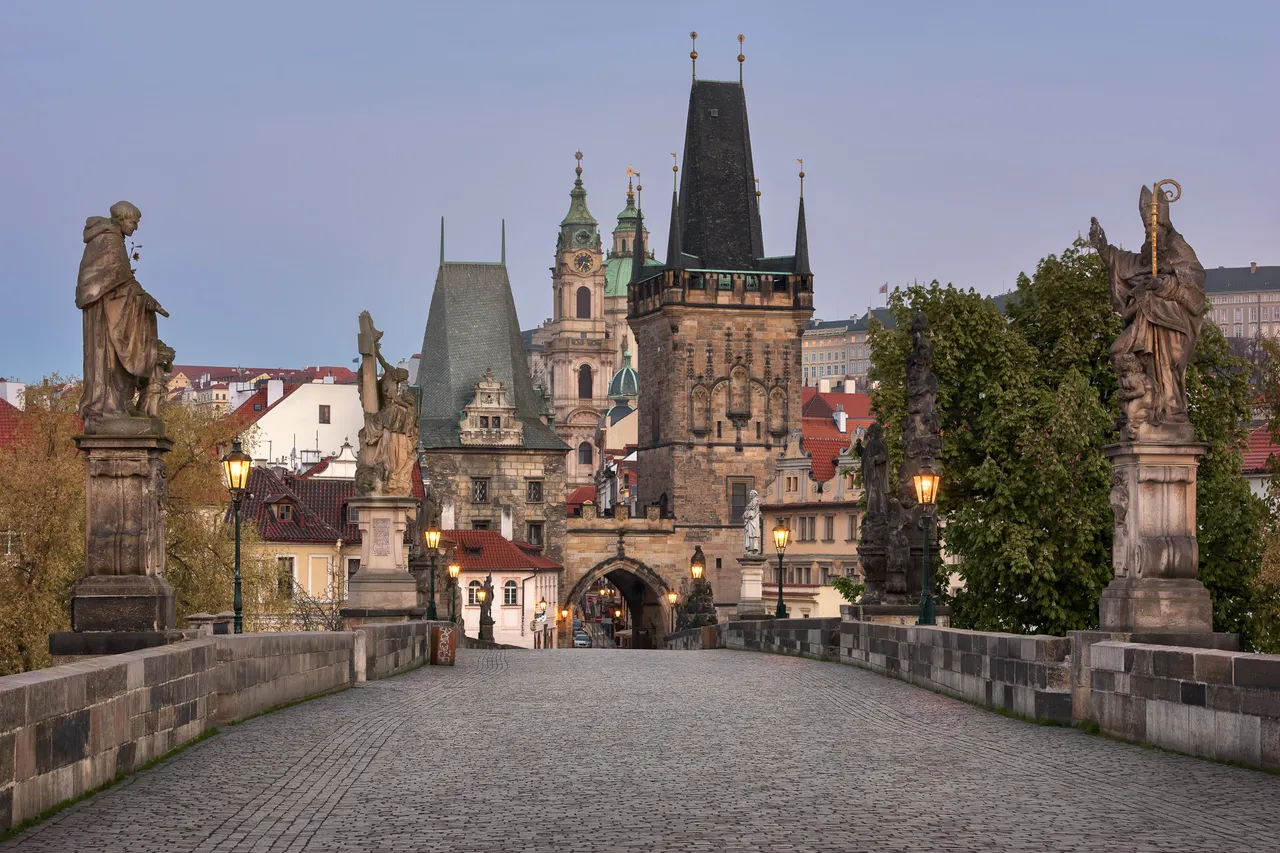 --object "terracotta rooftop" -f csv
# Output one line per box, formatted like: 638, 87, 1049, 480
444, 530, 562, 572
800, 389, 874, 481
0, 399, 21, 448
1243, 424, 1279, 474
